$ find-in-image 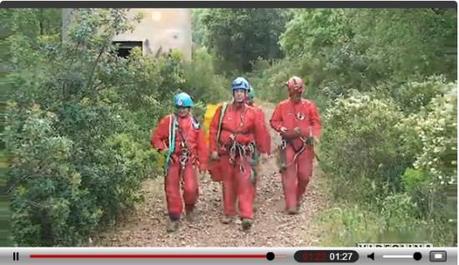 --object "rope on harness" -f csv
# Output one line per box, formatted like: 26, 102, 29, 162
280, 137, 307, 170
165, 115, 198, 172
228, 140, 255, 173
165, 114, 177, 172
